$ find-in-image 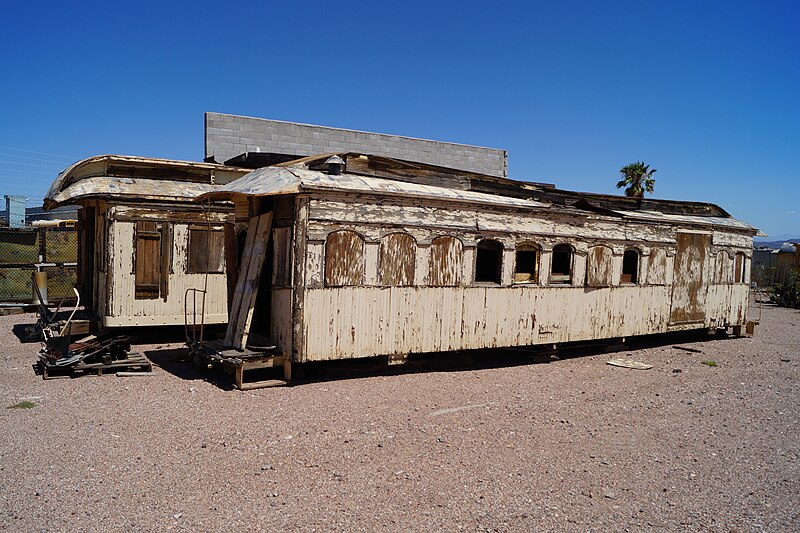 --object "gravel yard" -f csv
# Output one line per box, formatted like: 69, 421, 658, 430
0, 305, 797, 532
